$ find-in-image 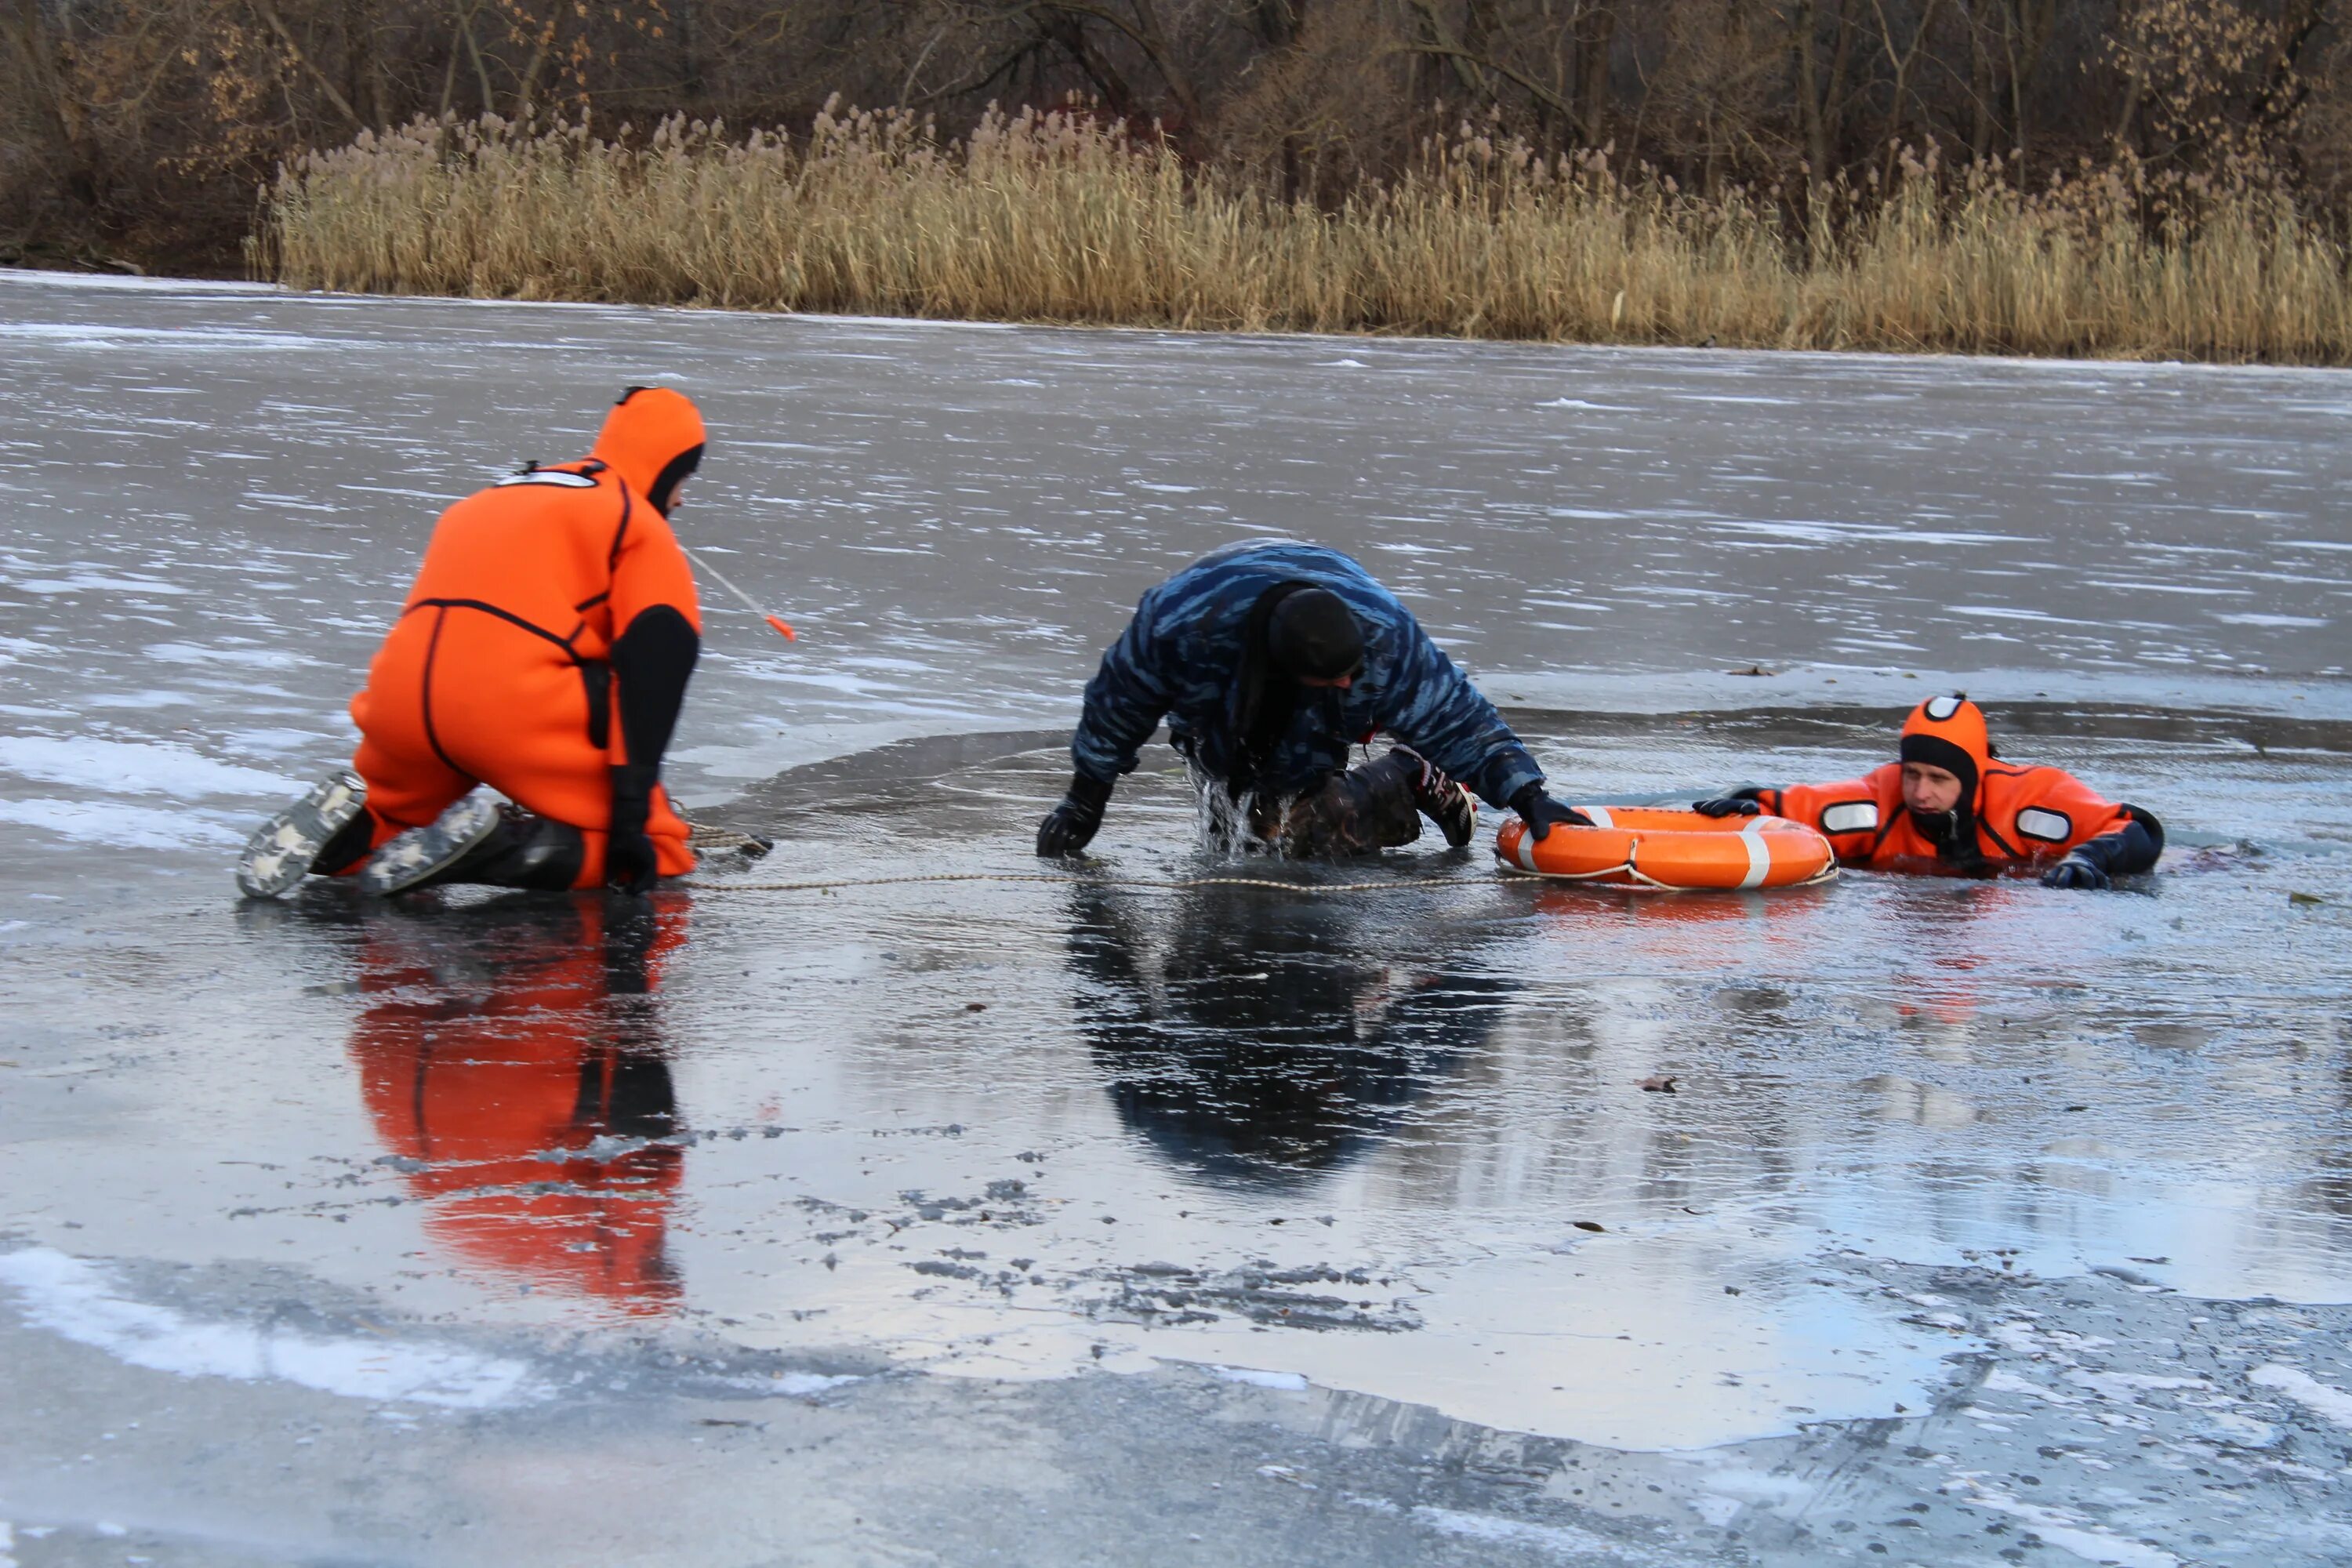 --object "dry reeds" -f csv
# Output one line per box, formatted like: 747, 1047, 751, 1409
259, 104, 2352, 363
